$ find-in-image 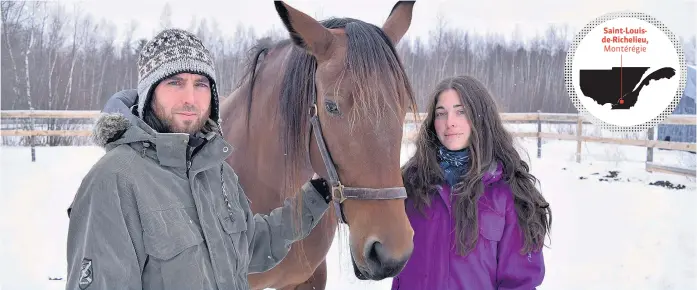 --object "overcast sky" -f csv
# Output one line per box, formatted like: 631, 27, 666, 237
61, 0, 695, 45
